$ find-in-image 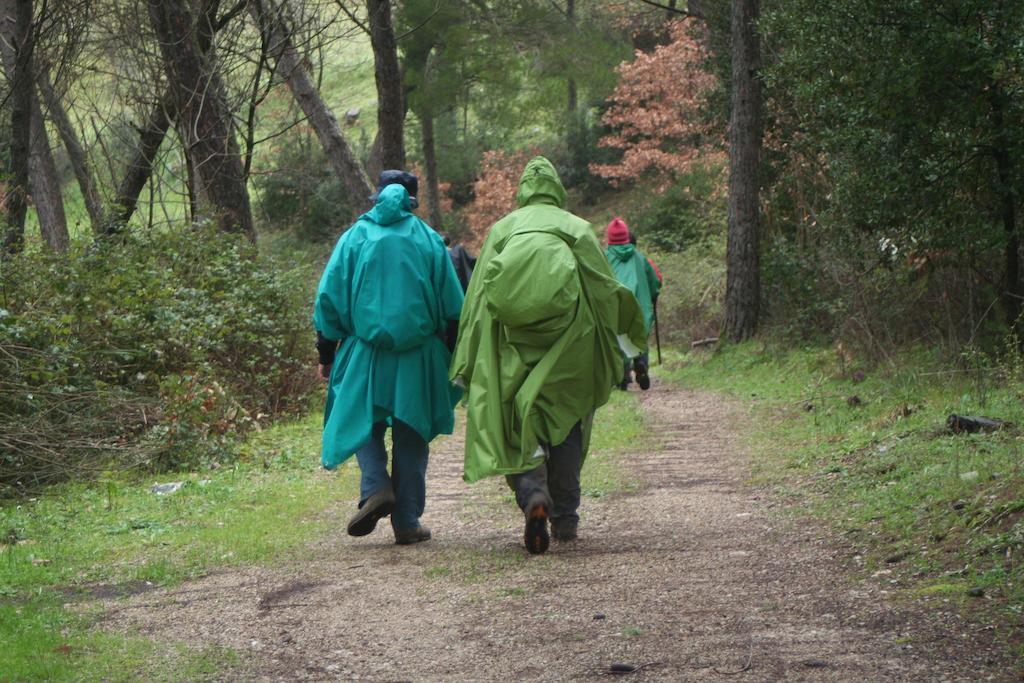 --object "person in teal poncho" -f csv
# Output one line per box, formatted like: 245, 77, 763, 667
451, 157, 646, 554
604, 217, 661, 391
314, 171, 463, 545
